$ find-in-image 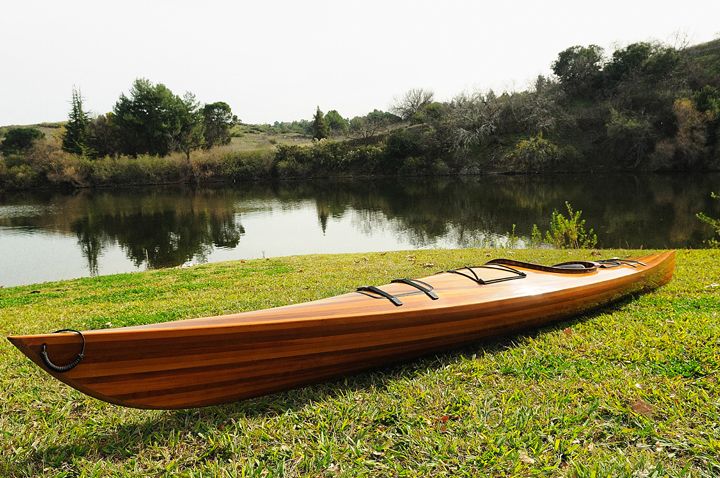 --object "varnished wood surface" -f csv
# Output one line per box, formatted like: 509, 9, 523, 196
8, 251, 675, 409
